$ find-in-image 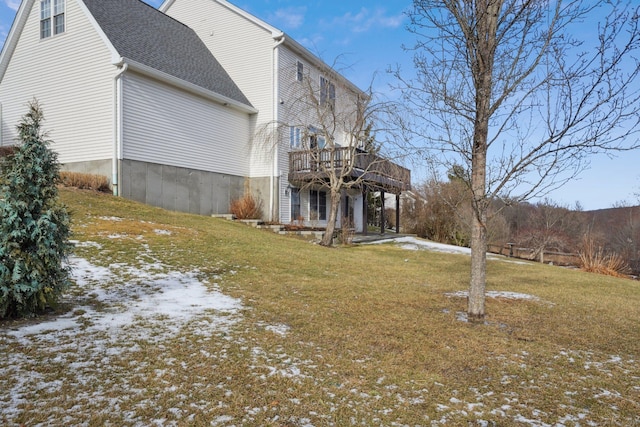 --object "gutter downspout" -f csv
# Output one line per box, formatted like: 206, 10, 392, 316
271, 34, 285, 222
113, 60, 128, 196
